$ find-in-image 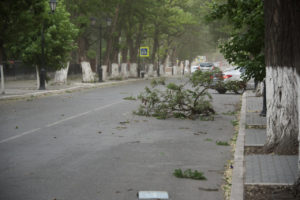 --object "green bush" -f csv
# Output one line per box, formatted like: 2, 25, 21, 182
173, 169, 207, 180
